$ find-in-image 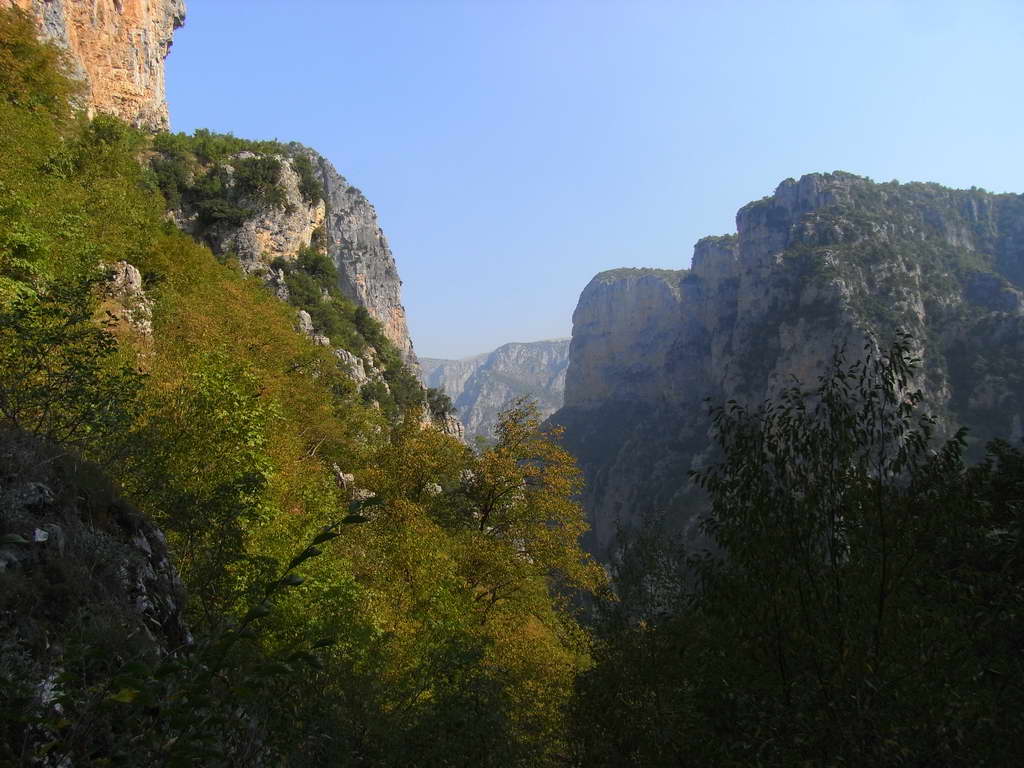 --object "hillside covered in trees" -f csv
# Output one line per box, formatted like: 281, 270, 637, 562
0, 12, 604, 764
2, 7, 1023, 766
